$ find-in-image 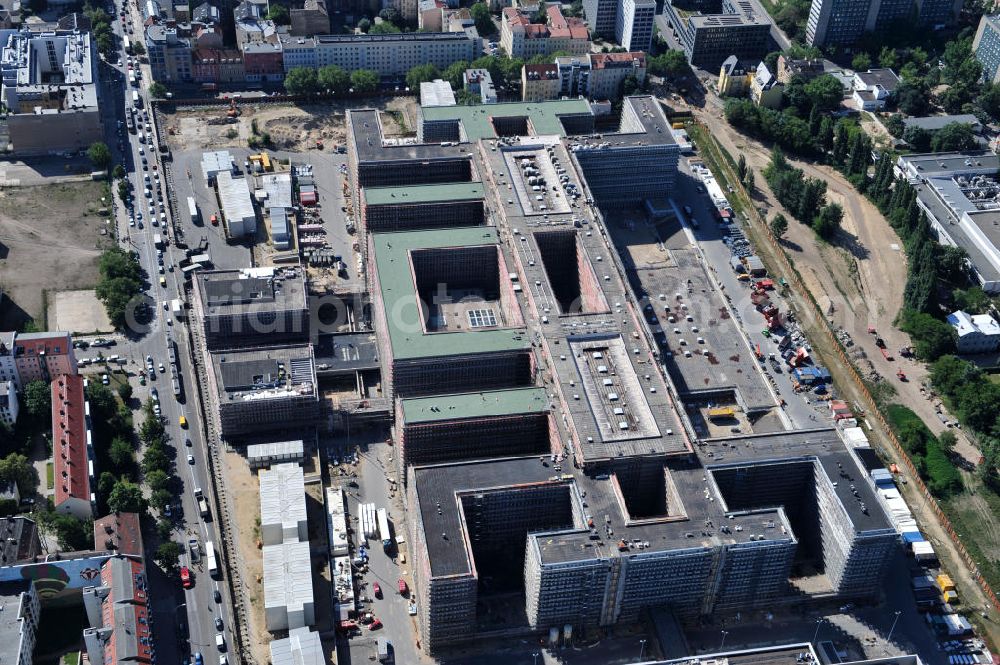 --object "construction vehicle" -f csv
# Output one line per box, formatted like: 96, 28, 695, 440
707, 406, 735, 420
226, 98, 239, 120
247, 152, 272, 172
